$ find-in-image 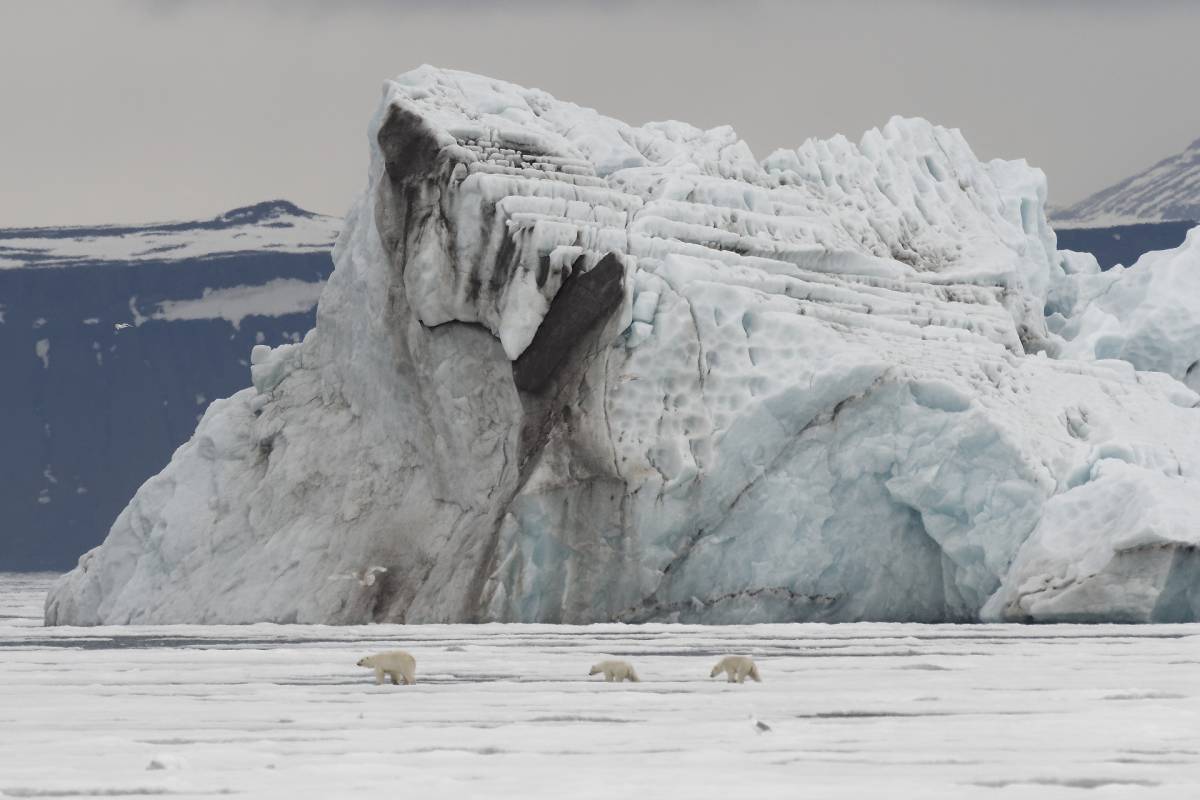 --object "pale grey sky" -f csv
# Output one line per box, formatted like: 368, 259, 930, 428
1, 0, 1197, 227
